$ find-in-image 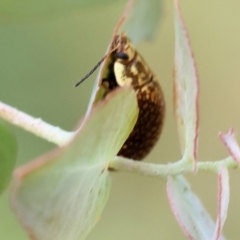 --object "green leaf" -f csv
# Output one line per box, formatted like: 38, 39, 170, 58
11, 87, 138, 240
166, 175, 218, 239
0, 0, 118, 23
0, 122, 17, 194
123, 0, 163, 45
173, 0, 199, 164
